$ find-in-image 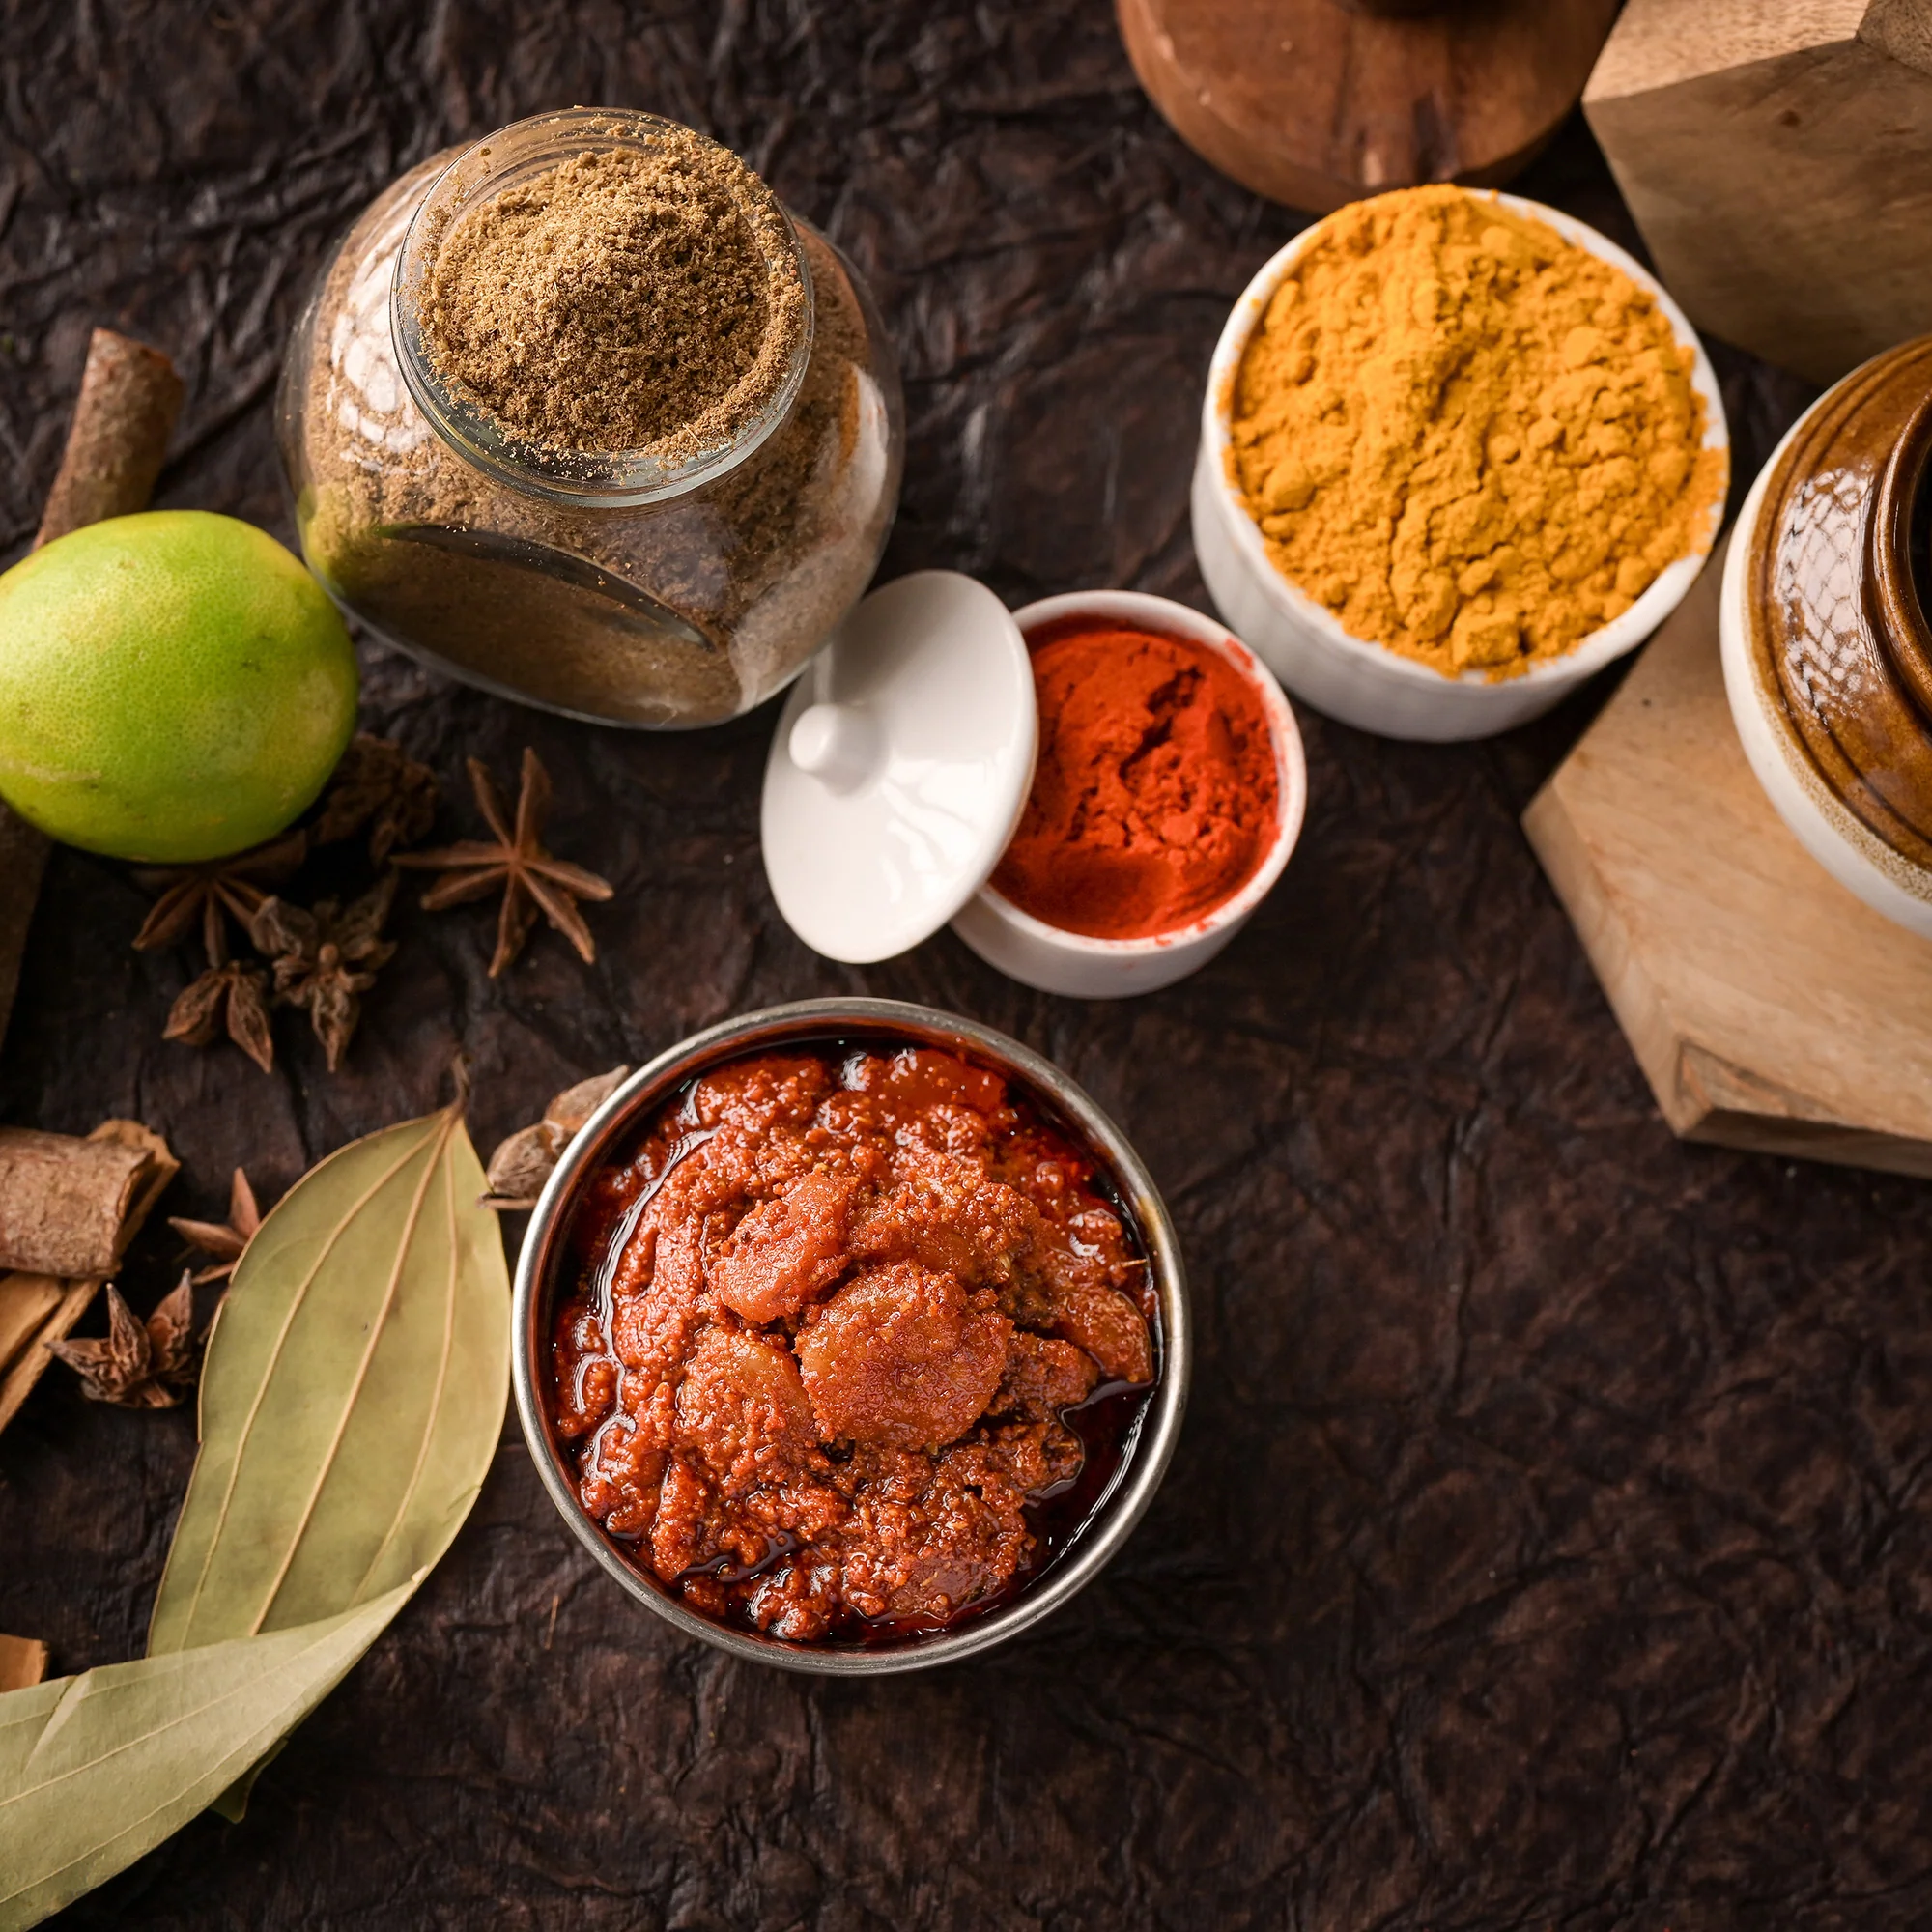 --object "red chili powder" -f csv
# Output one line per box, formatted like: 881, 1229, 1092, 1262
989, 618, 1280, 941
